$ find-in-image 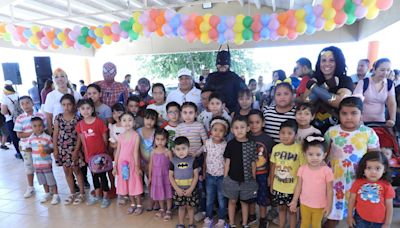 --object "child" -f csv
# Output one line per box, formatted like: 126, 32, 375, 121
263, 82, 296, 143
324, 97, 380, 227
161, 101, 181, 150
113, 112, 144, 214
149, 128, 173, 221
53, 94, 85, 205
288, 134, 334, 228
108, 103, 126, 151
295, 103, 321, 143
13, 96, 47, 198
127, 95, 144, 129
138, 109, 158, 176
269, 119, 304, 228
248, 109, 275, 227
203, 117, 230, 228
198, 92, 231, 132
147, 83, 168, 124
231, 89, 253, 119
26, 117, 59, 204
222, 116, 258, 228
169, 136, 199, 228
75, 98, 111, 208
86, 84, 112, 125
347, 151, 394, 228
200, 89, 213, 113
